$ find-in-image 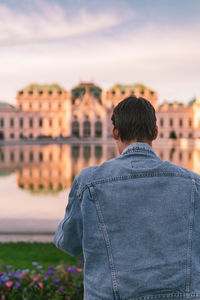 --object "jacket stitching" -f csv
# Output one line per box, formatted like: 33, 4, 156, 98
89, 185, 120, 300
185, 178, 196, 293
127, 293, 200, 300
77, 173, 200, 197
